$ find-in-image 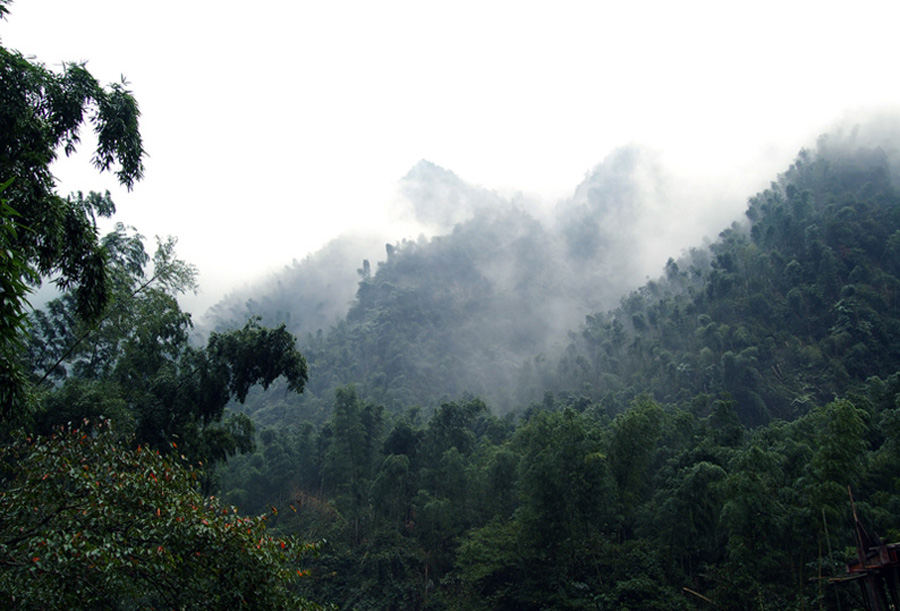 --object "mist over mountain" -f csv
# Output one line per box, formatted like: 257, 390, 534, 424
203, 144, 755, 421
202, 114, 900, 429
203, 233, 386, 340
558, 146, 744, 289
213, 119, 900, 607
395, 160, 507, 233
